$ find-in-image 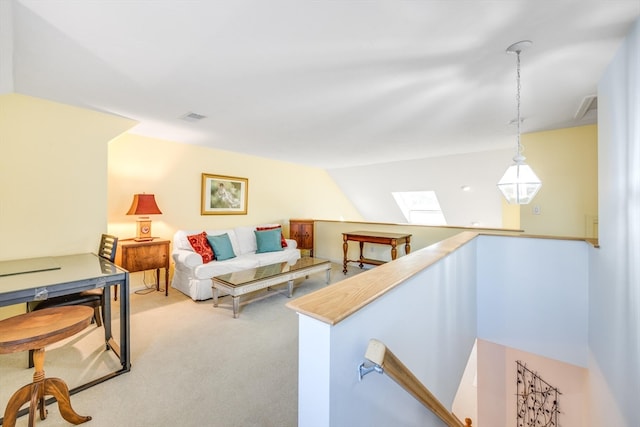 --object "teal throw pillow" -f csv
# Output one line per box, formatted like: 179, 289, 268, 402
255, 228, 284, 254
206, 233, 236, 261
